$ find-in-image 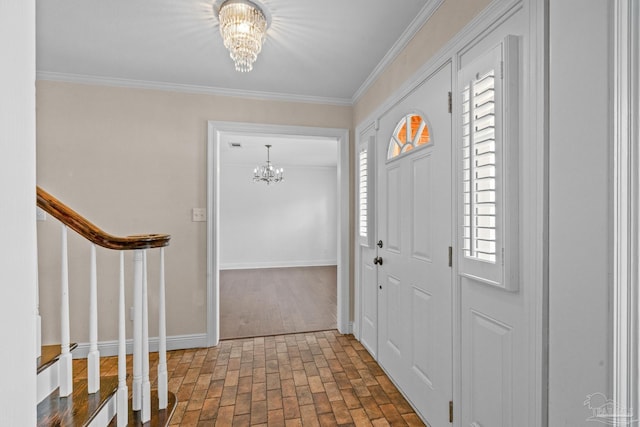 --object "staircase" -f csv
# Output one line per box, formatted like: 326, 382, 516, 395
35, 187, 177, 426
